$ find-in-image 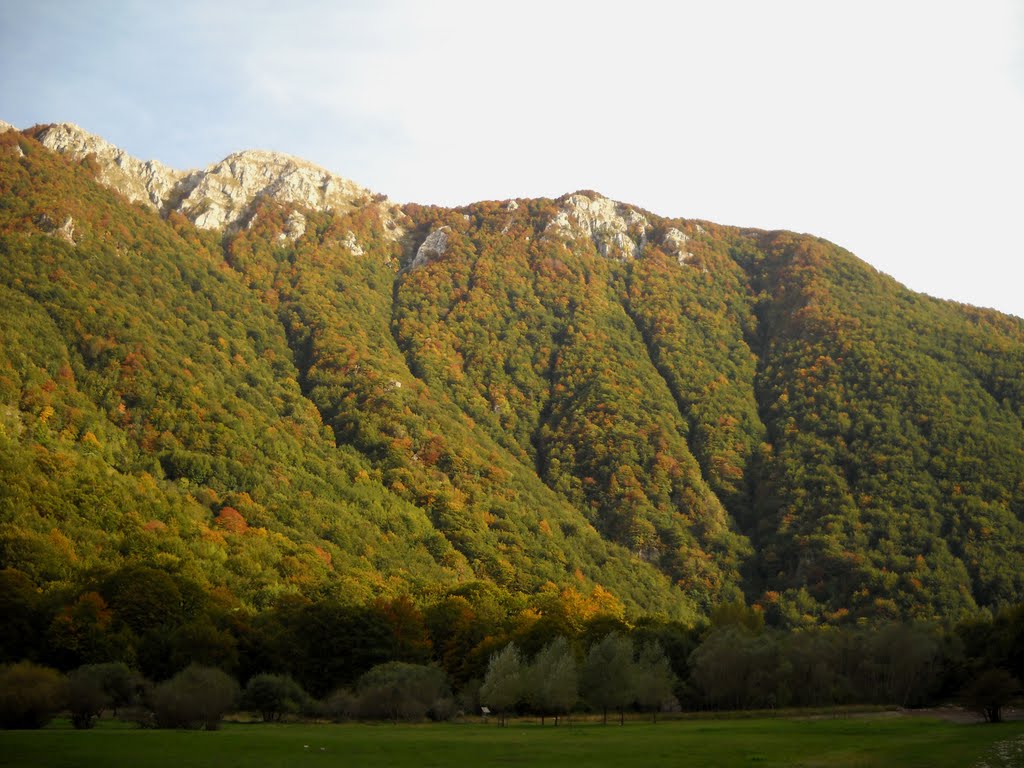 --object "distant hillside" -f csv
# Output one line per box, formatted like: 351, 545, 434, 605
1, 122, 1022, 624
